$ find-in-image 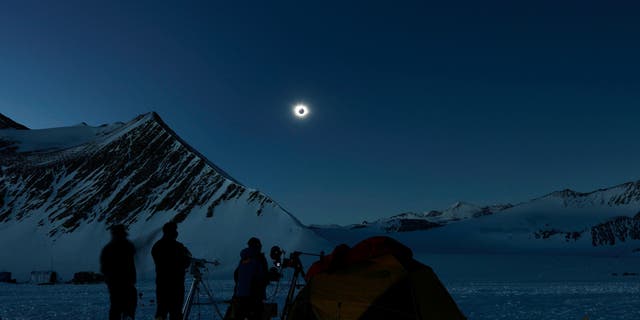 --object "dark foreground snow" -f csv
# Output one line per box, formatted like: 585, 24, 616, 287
451, 281, 640, 320
2, 254, 640, 320
1, 280, 639, 320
